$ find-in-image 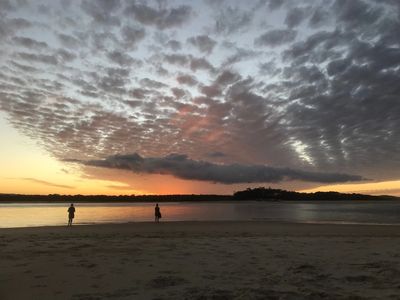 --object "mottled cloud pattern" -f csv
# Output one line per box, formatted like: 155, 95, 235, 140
1, 0, 399, 186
